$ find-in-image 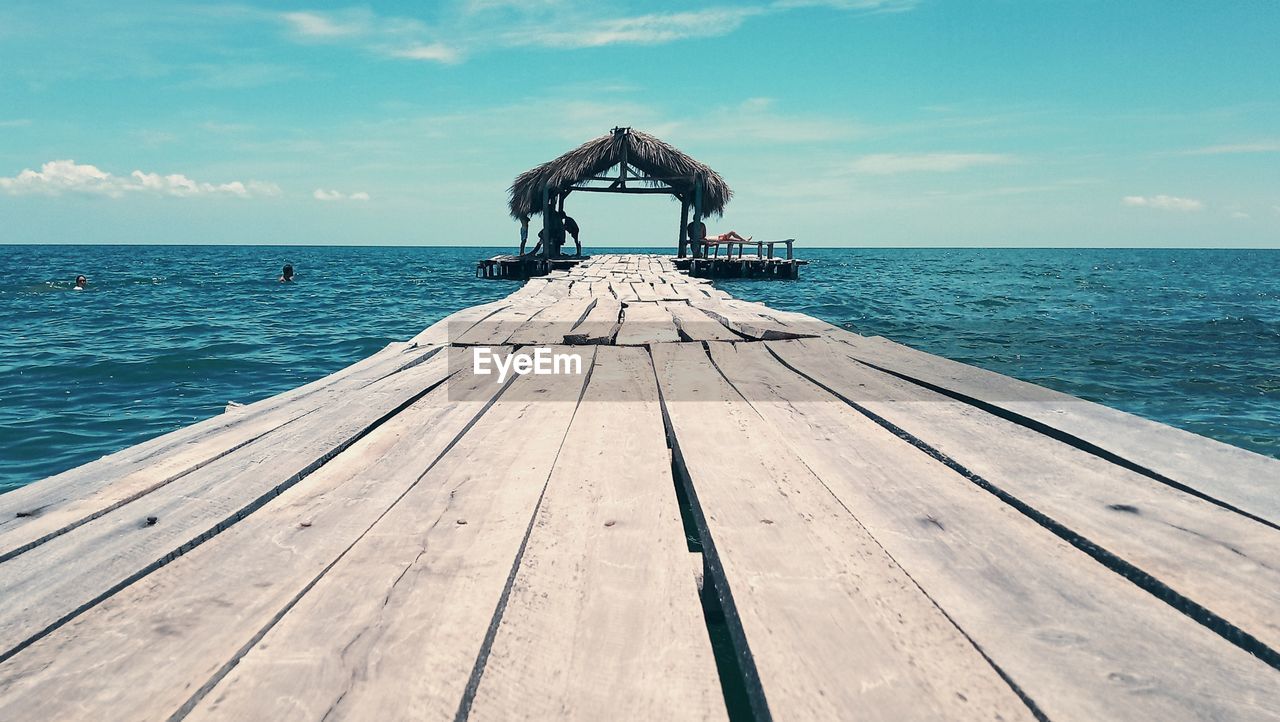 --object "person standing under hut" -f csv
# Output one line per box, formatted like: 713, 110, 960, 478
560, 211, 581, 256
517, 214, 530, 255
